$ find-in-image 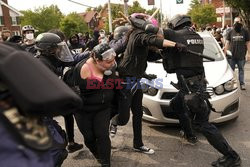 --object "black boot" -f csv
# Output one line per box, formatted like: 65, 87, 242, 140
211, 155, 241, 167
